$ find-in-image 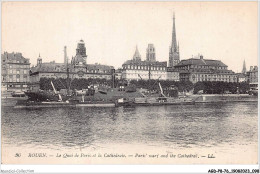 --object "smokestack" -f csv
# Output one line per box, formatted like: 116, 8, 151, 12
64, 46, 67, 66
250, 66, 253, 71
111, 69, 115, 88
